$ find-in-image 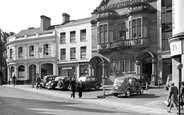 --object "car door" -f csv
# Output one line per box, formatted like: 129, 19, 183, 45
85, 77, 91, 89
132, 78, 139, 93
